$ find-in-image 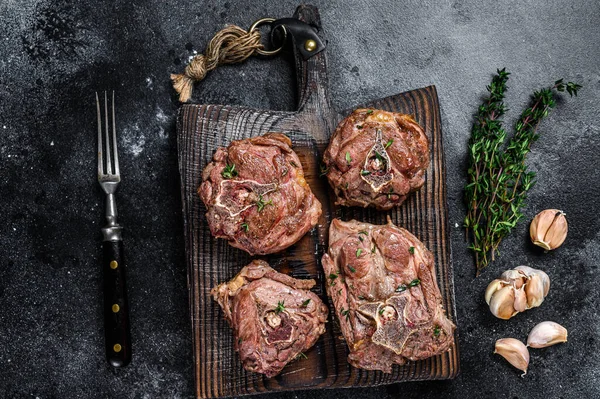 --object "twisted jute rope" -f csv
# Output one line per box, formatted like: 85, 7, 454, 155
170, 25, 264, 102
